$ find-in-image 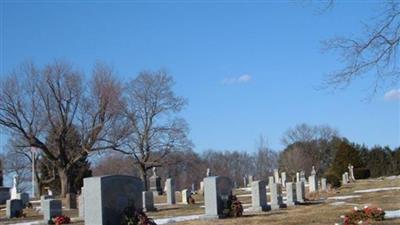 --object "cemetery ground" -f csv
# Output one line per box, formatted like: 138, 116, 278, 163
0, 176, 399, 225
